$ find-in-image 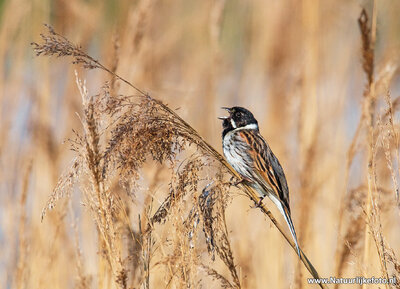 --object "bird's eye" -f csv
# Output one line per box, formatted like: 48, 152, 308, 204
235, 112, 241, 118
